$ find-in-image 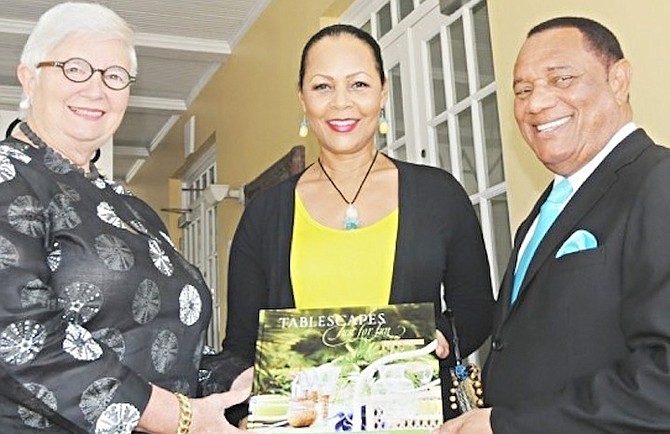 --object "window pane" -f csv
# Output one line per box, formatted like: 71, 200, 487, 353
398, 0, 414, 21
390, 64, 405, 139
394, 144, 407, 161
482, 93, 504, 185
377, 3, 392, 38
473, 1, 495, 87
491, 193, 511, 285
428, 35, 446, 115
458, 107, 478, 194
449, 18, 469, 102
208, 165, 216, 184
362, 20, 372, 35
436, 121, 451, 173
